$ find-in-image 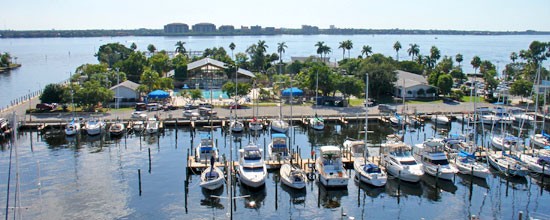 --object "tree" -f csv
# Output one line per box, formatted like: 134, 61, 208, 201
74, 80, 114, 111
429, 46, 441, 63
222, 82, 251, 98
138, 68, 160, 93
158, 77, 174, 90
510, 79, 533, 100
393, 41, 402, 61
148, 52, 172, 76
437, 74, 453, 95
130, 42, 137, 51
147, 44, 157, 54
435, 56, 453, 74
321, 45, 332, 61
336, 76, 364, 102
361, 45, 373, 58
471, 56, 481, 74
339, 41, 347, 60
315, 41, 326, 61
455, 53, 463, 67
75, 63, 108, 77
175, 41, 186, 55
451, 90, 465, 101
407, 44, 420, 61
344, 40, 353, 59
95, 43, 132, 68
119, 52, 147, 82
1, 52, 12, 67
359, 60, 397, 99
510, 52, 518, 63
229, 42, 236, 59
277, 42, 287, 63
40, 84, 65, 104
189, 89, 203, 101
